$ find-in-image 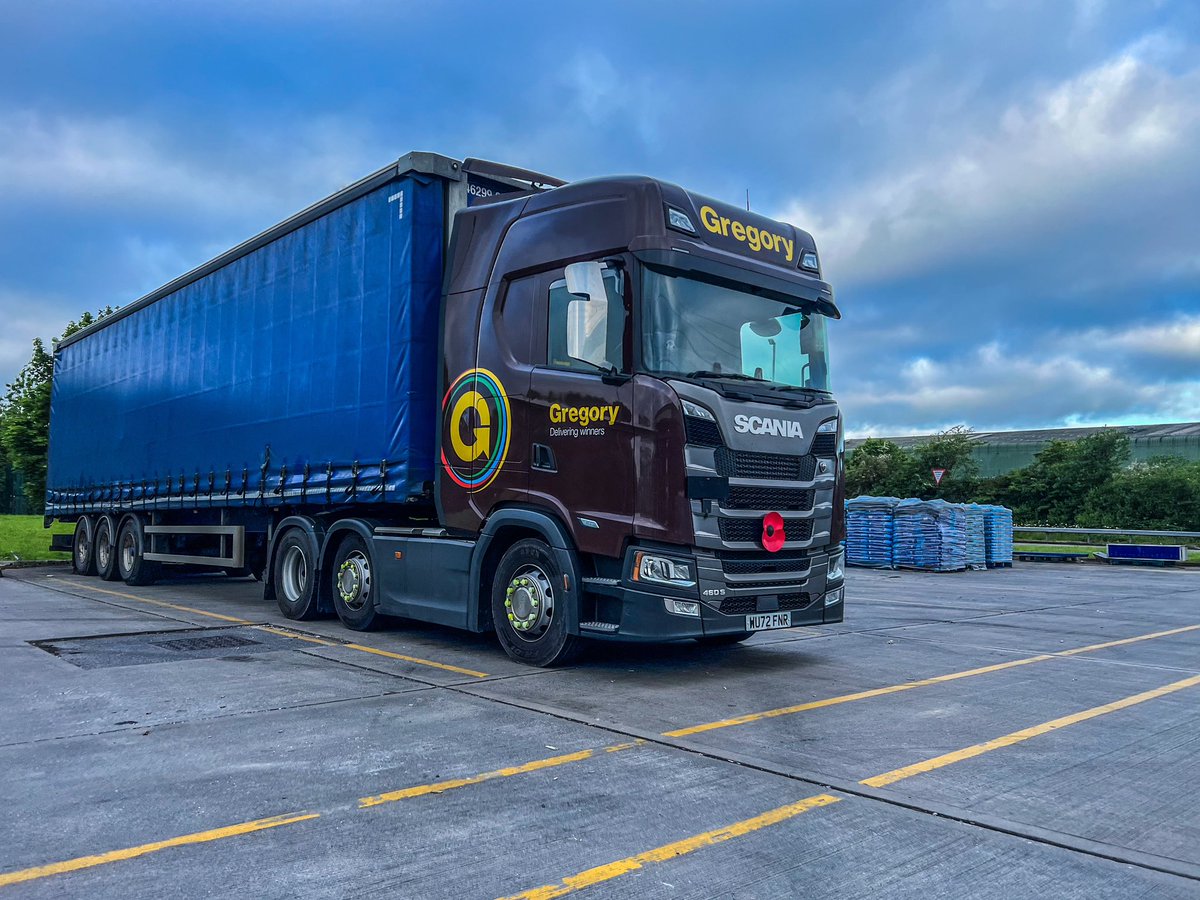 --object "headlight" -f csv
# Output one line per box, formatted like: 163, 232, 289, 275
817, 419, 838, 434
681, 399, 715, 421
827, 548, 844, 582
633, 552, 696, 587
